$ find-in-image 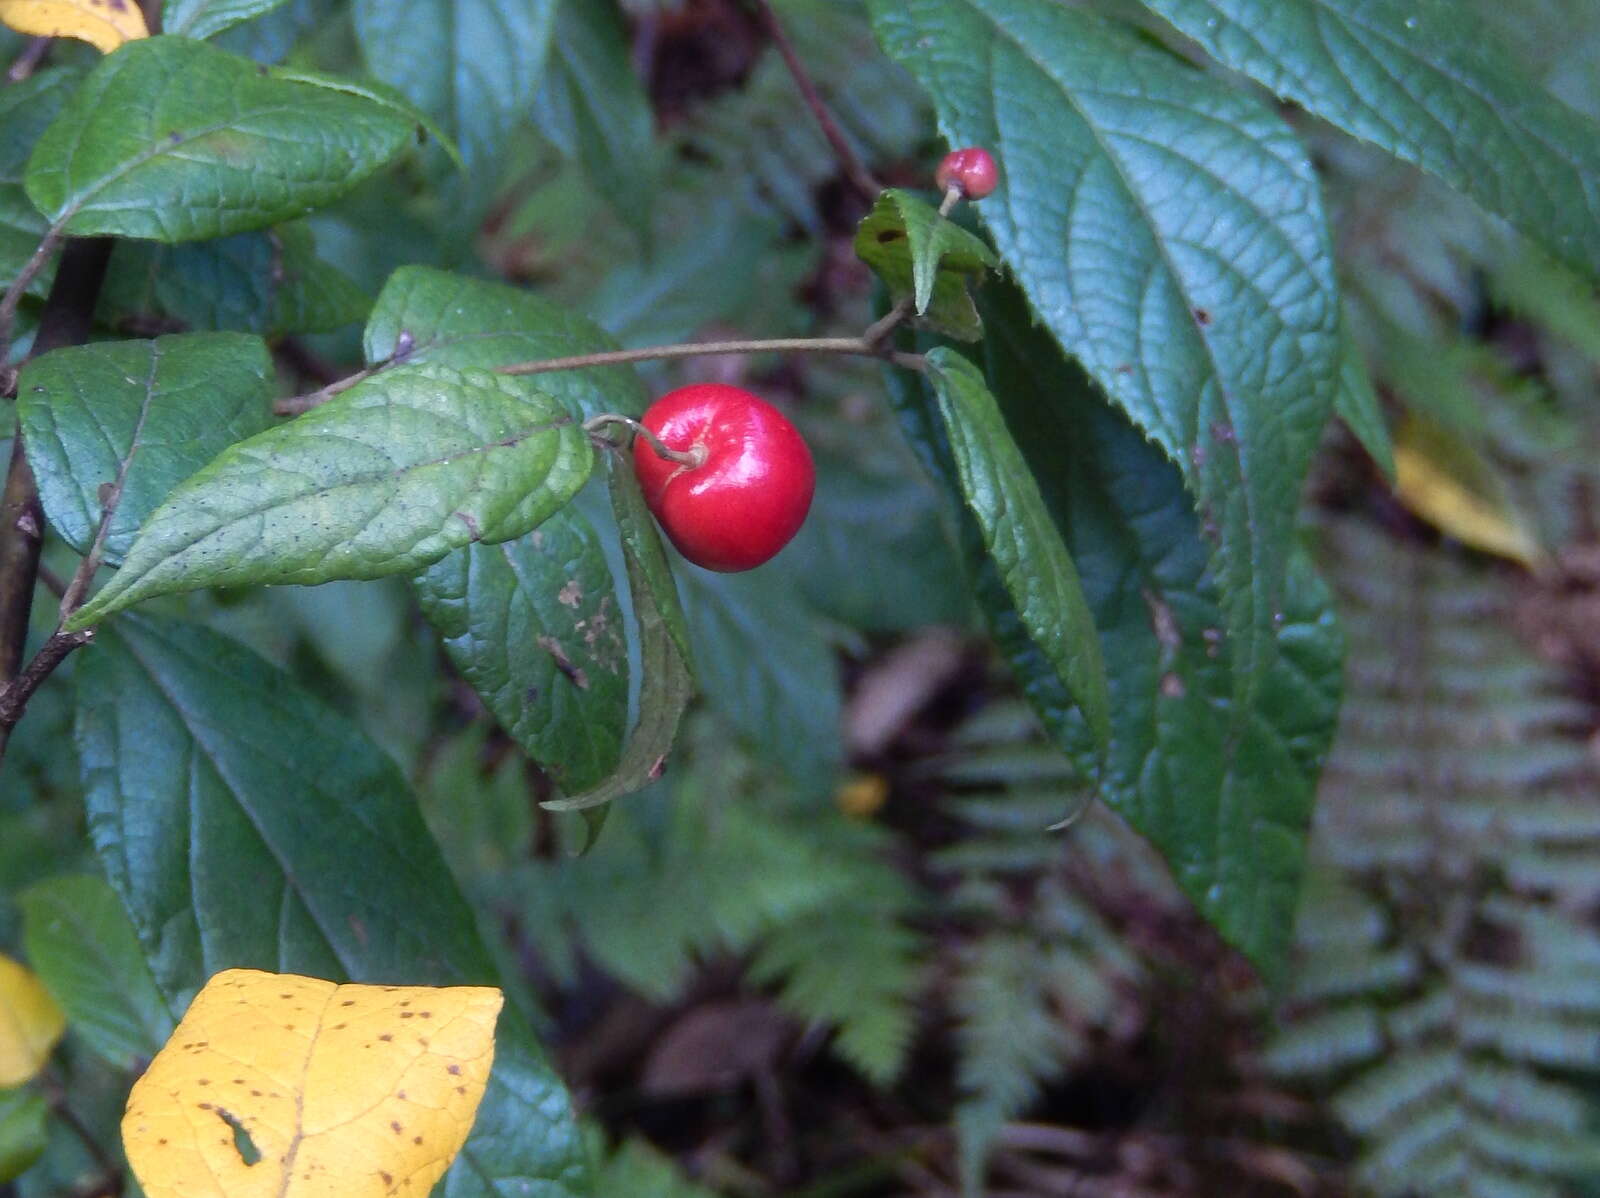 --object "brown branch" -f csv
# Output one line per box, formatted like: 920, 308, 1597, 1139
274, 335, 926, 417
0, 237, 113, 764
0, 226, 64, 376
751, 0, 882, 201
495, 338, 925, 378
41, 1065, 124, 1197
